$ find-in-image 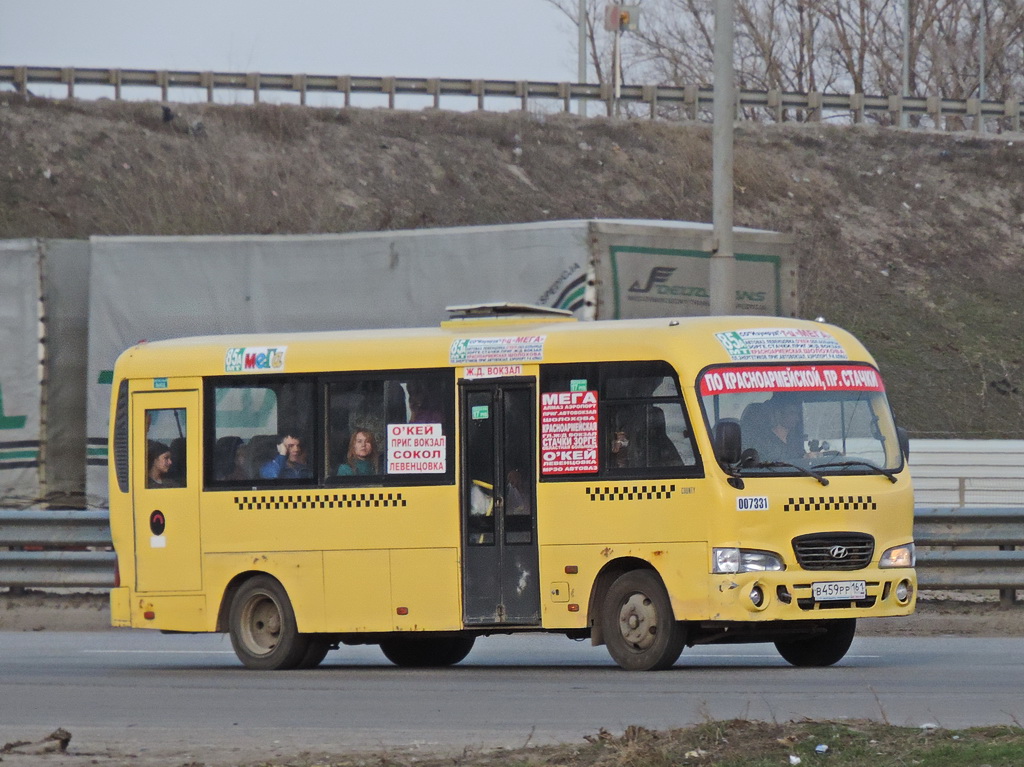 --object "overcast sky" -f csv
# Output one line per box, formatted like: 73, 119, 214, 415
1, 1, 580, 82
